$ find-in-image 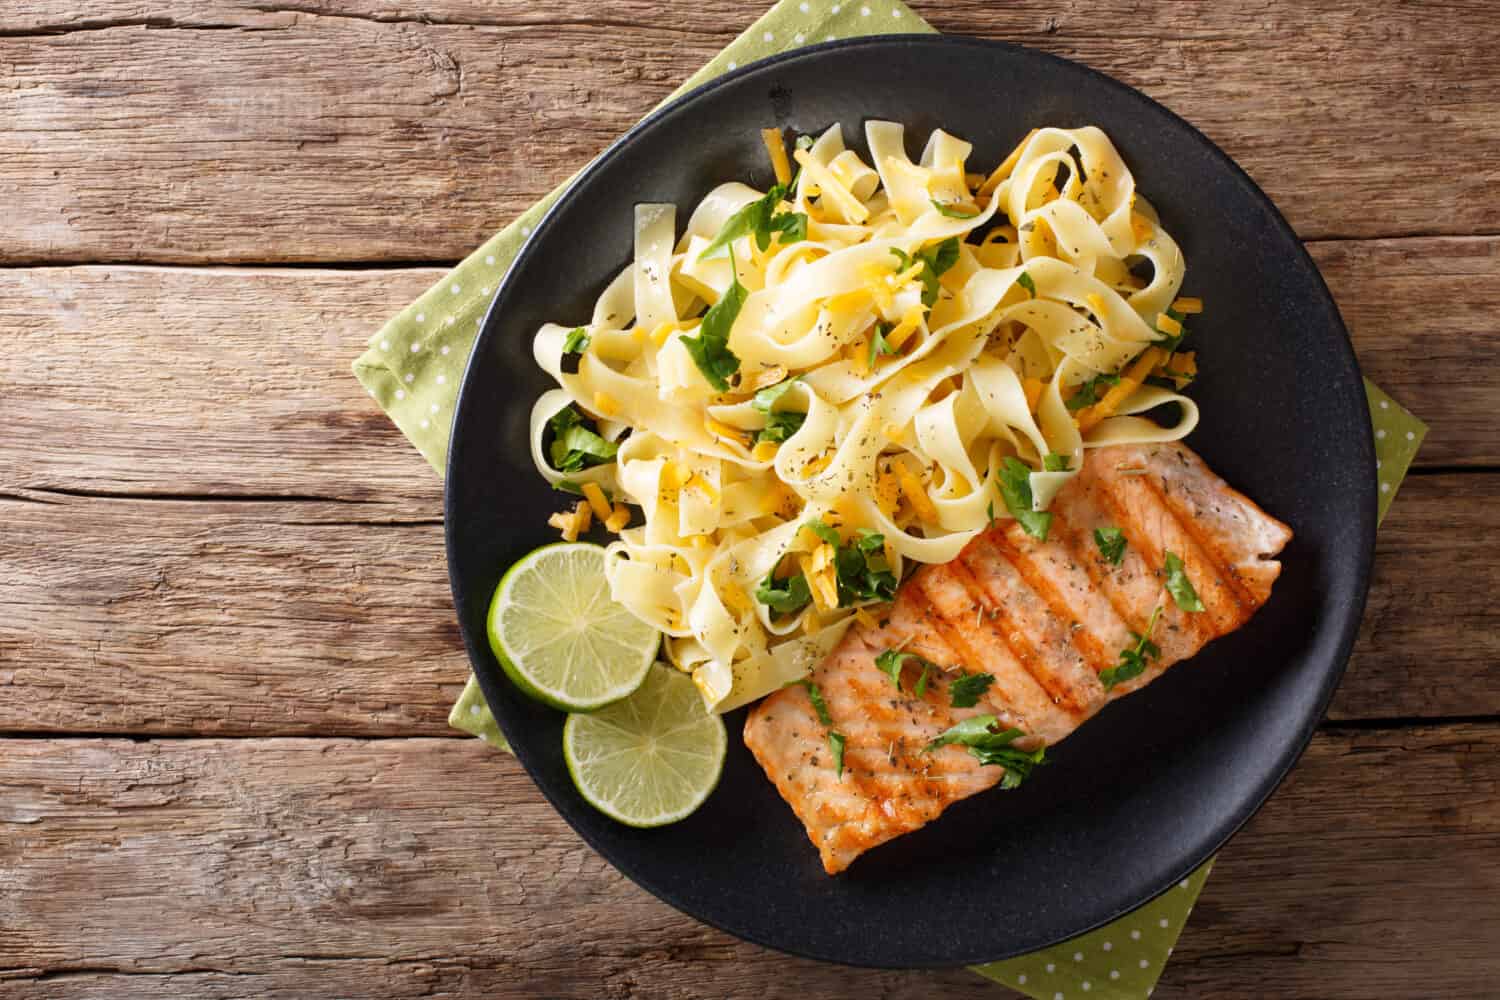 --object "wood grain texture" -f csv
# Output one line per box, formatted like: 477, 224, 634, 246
0, 726, 1495, 999
2, 238, 1493, 520
1, 265, 446, 510
1, 472, 1495, 735
1310, 236, 1500, 466
3, 0, 1499, 263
